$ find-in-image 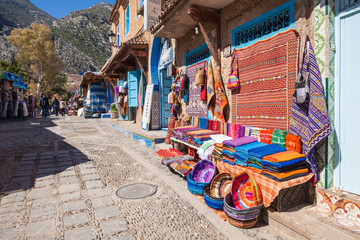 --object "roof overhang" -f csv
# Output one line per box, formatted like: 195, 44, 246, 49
150, 0, 236, 38
101, 34, 148, 75
80, 72, 117, 90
